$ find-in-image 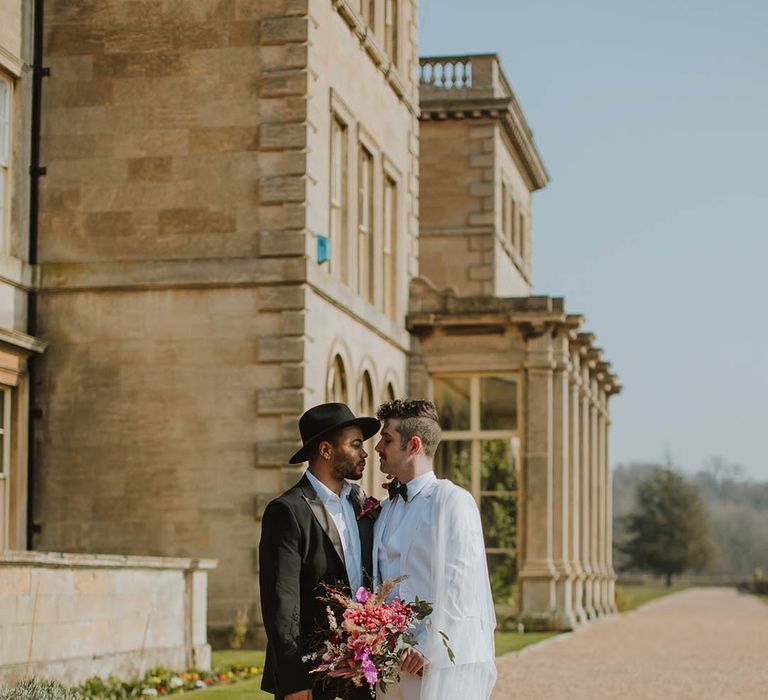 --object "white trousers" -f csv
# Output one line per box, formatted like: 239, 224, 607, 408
375, 673, 421, 700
